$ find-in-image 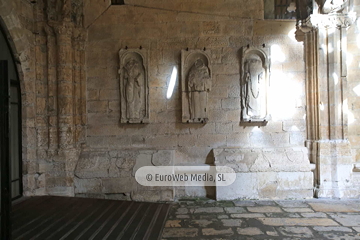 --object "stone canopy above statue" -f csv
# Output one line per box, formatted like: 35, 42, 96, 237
119, 49, 149, 124
240, 46, 270, 126
181, 50, 212, 124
